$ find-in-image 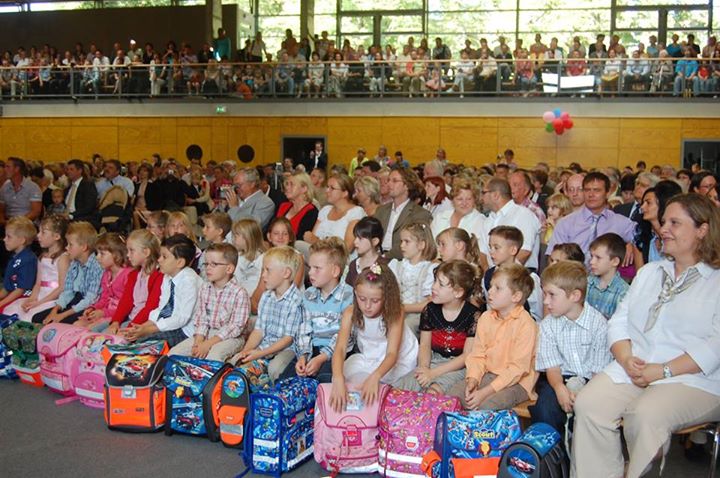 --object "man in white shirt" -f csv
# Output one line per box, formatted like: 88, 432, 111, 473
95, 159, 134, 198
